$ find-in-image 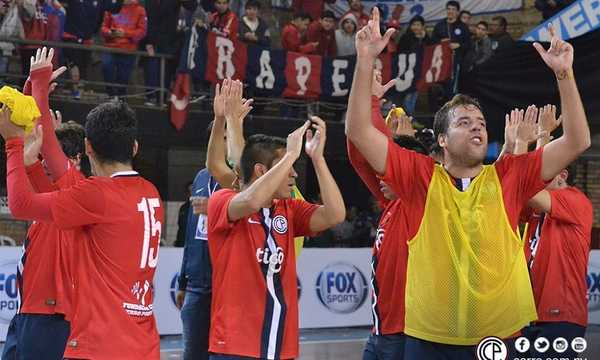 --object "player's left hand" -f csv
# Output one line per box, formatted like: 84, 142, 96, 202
305, 116, 326, 160
390, 111, 416, 137
371, 69, 396, 99
533, 25, 574, 76
0, 106, 24, 140
224, 79, 253, 125
175, 290, 185, 310
516, 105, 539, 144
